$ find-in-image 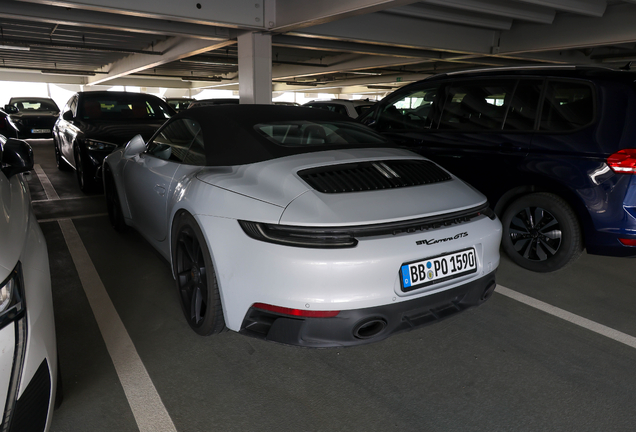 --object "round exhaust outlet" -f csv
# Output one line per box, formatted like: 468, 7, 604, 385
353, 317, 388, 339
